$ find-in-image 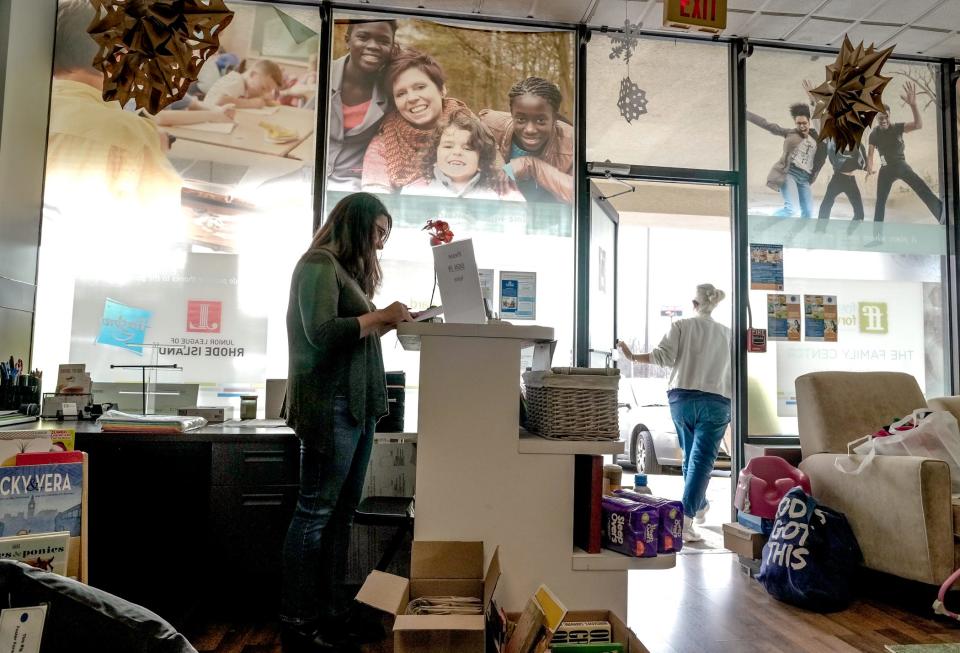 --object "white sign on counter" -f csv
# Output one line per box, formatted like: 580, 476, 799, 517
432, 239, 487, 325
